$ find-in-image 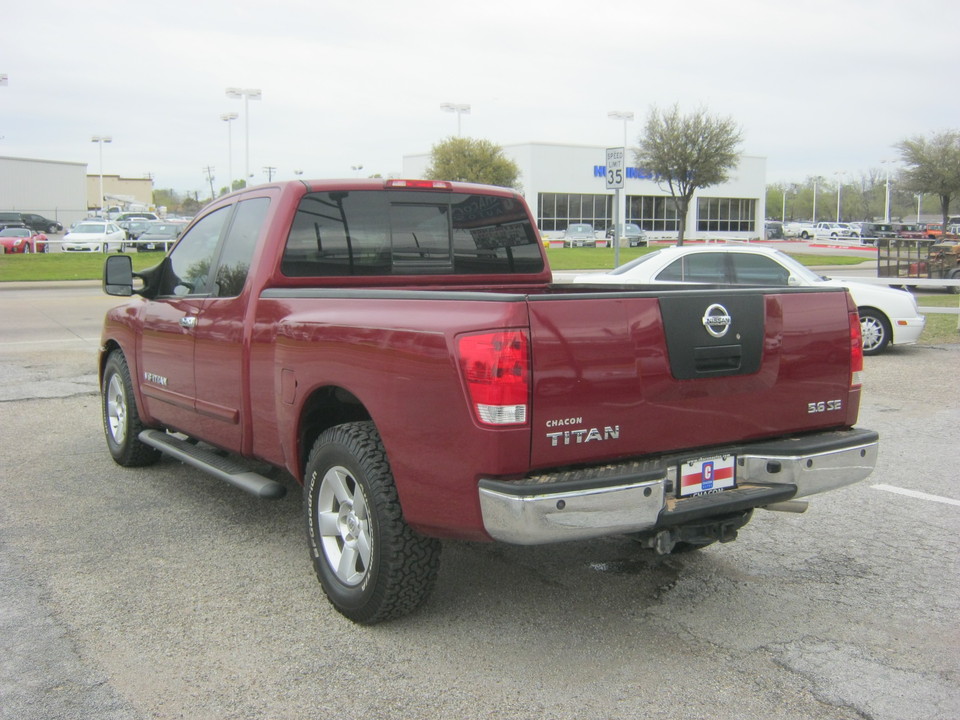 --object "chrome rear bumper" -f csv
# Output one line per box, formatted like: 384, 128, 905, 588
478, 428, 879, 545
